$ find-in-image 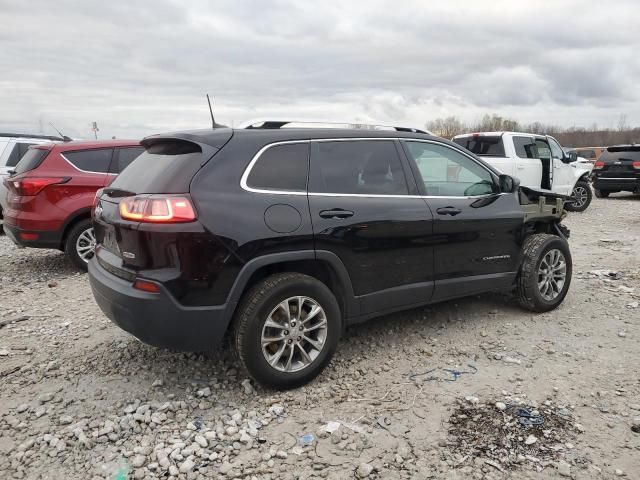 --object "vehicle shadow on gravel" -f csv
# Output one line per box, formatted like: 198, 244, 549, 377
86, 290, 521, 396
